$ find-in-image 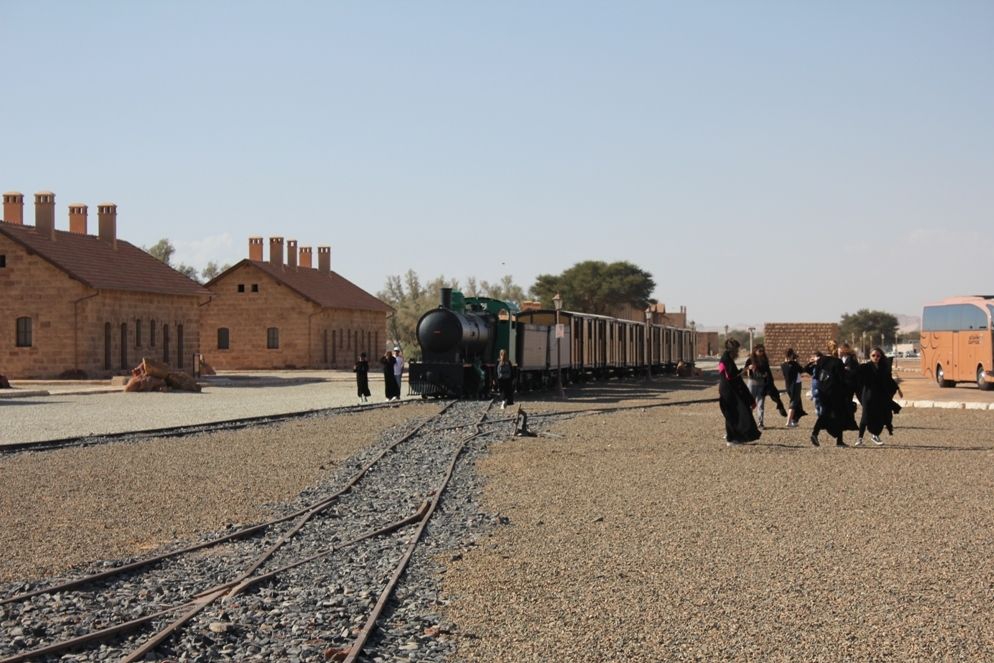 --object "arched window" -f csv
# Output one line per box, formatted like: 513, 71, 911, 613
120, 322, 128, 369
104, 322, 112, 369
15, 317, 31, 347
177, 324, 184, 368
163, 324, 171, 363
